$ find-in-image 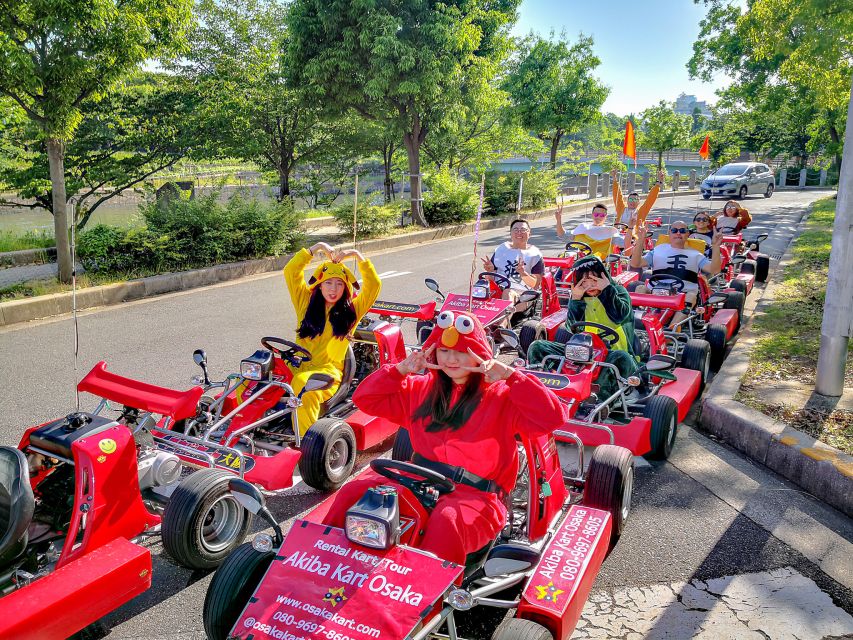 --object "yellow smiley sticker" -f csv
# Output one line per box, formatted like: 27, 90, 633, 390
98, 438, 117, 454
